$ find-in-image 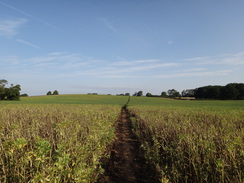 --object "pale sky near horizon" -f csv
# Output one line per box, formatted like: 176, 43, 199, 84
1, 0, 244, 96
